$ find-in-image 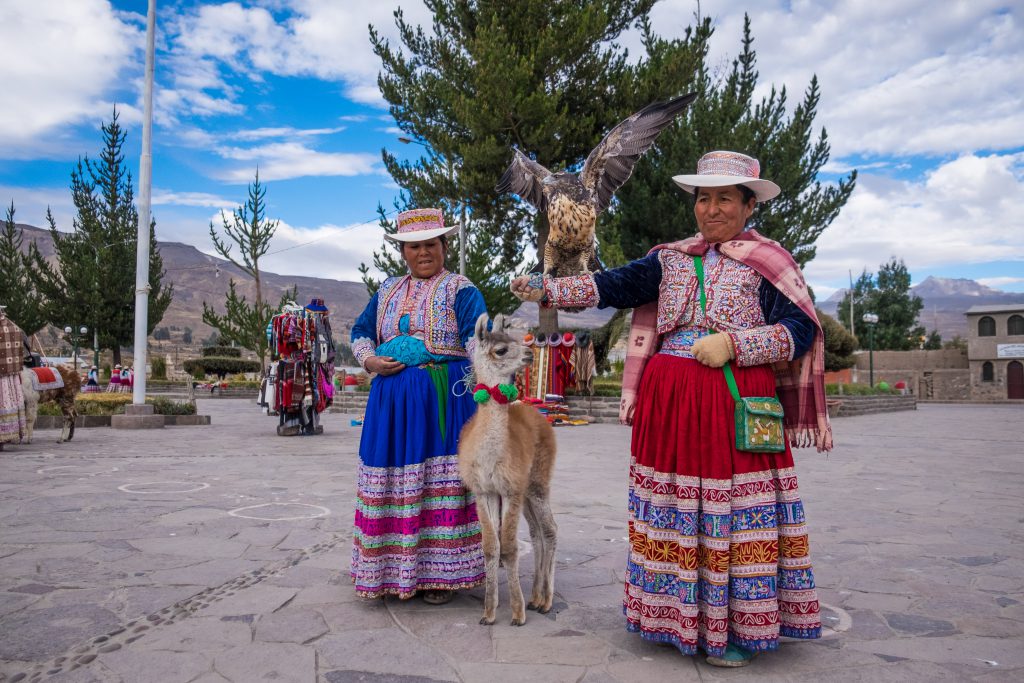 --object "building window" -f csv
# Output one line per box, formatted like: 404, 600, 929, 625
1009, 315, 1024, 336
978, 316, 996, 337
982, 362, 994, 382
